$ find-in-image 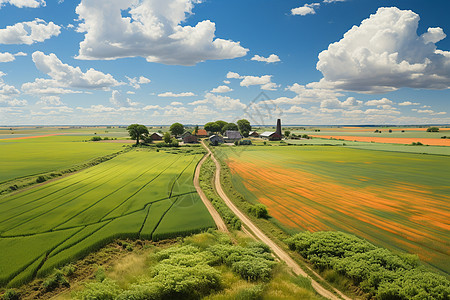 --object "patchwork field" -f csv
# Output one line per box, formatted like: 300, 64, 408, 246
217, 146, 450, 274
0, 150, 215, 287
0, 135, 127, 183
